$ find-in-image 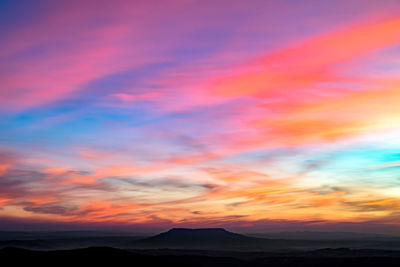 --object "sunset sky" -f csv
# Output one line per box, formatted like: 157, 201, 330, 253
1, 0, 400, 233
